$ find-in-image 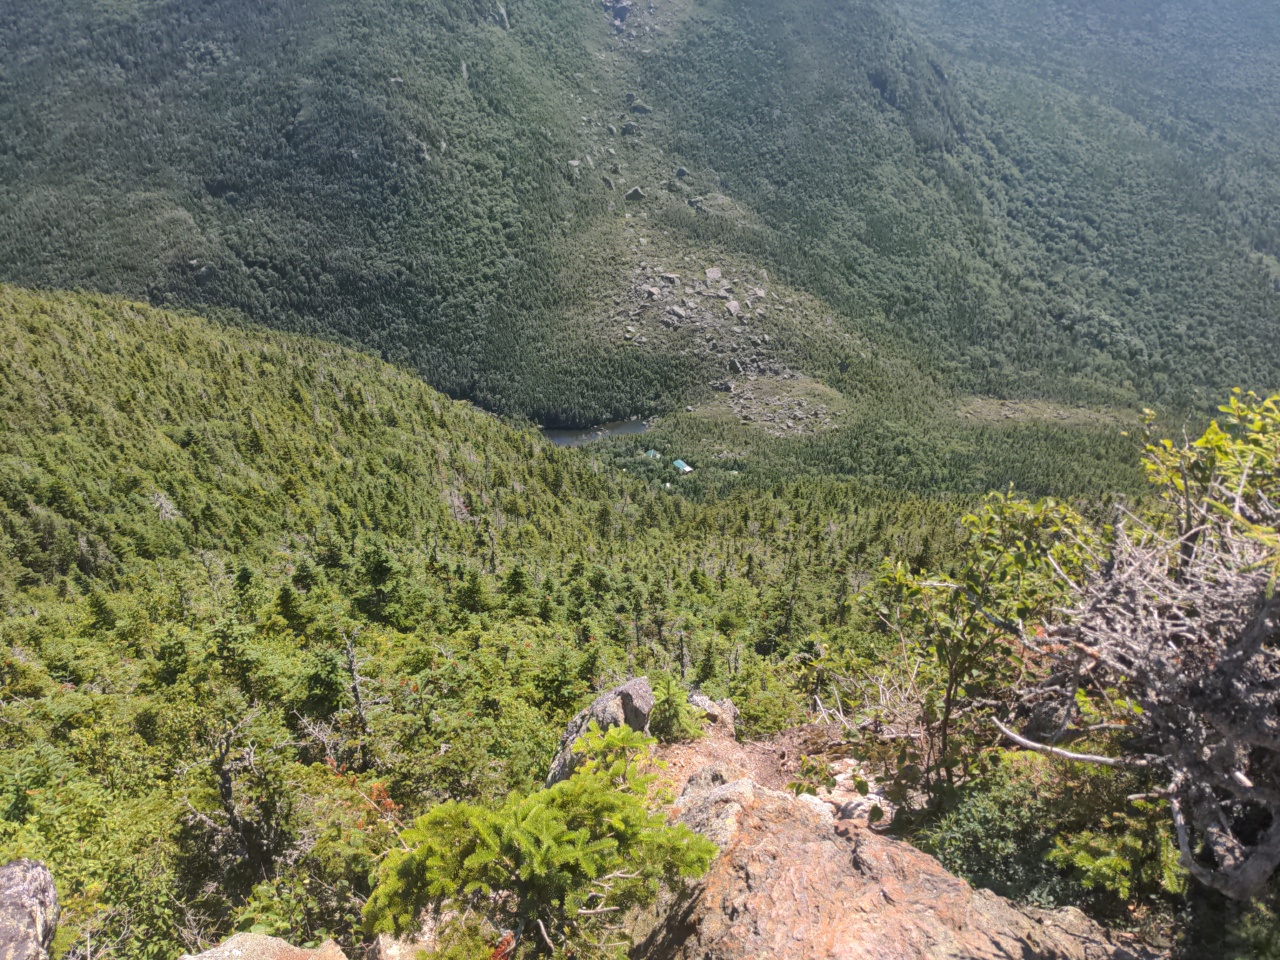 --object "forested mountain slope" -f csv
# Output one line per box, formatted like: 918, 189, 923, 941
0, 284, 967, 954
2, 286, 1276, 957
896, 0, 1280, 400
2, 0, 1277, 436
641, 0, 1280, 406
3, 2, 1280, 951
0, 0, 645, 423
901, 0, 1280, 157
